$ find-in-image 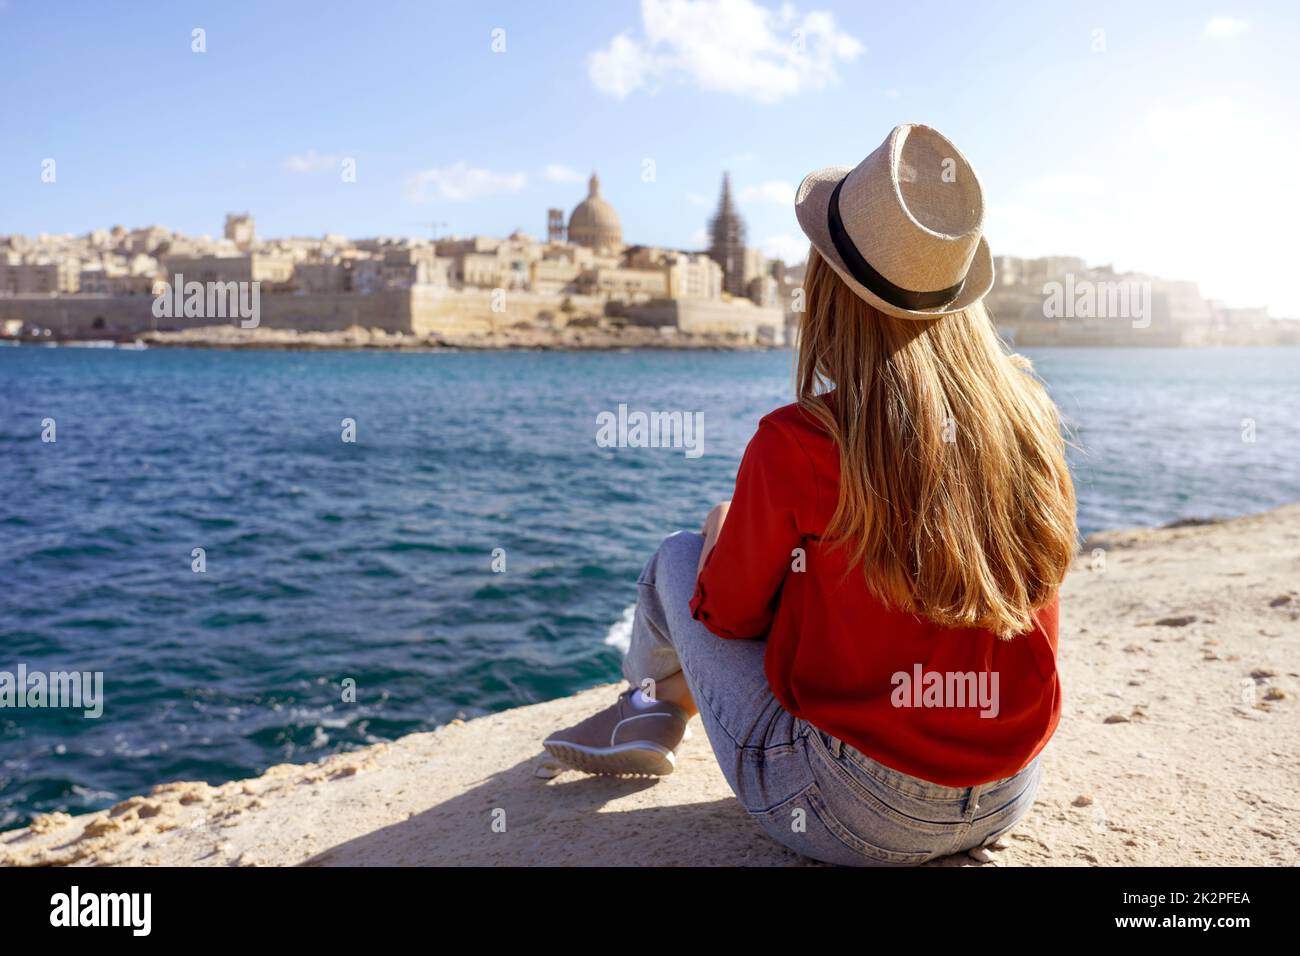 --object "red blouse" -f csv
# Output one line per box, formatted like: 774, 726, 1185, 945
689, 399, 1062, 787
